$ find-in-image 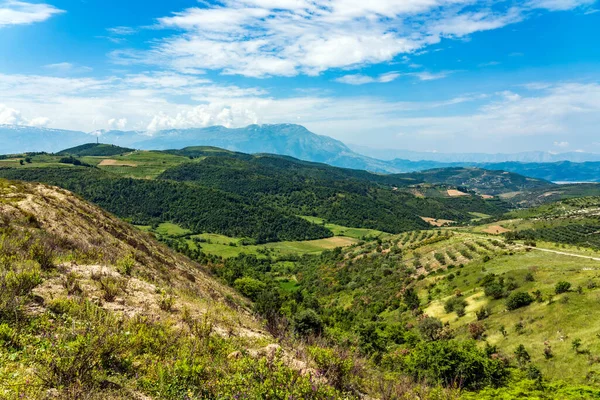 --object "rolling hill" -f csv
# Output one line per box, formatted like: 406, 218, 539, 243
56, 142, 135, 157
4, 124, 600, 182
